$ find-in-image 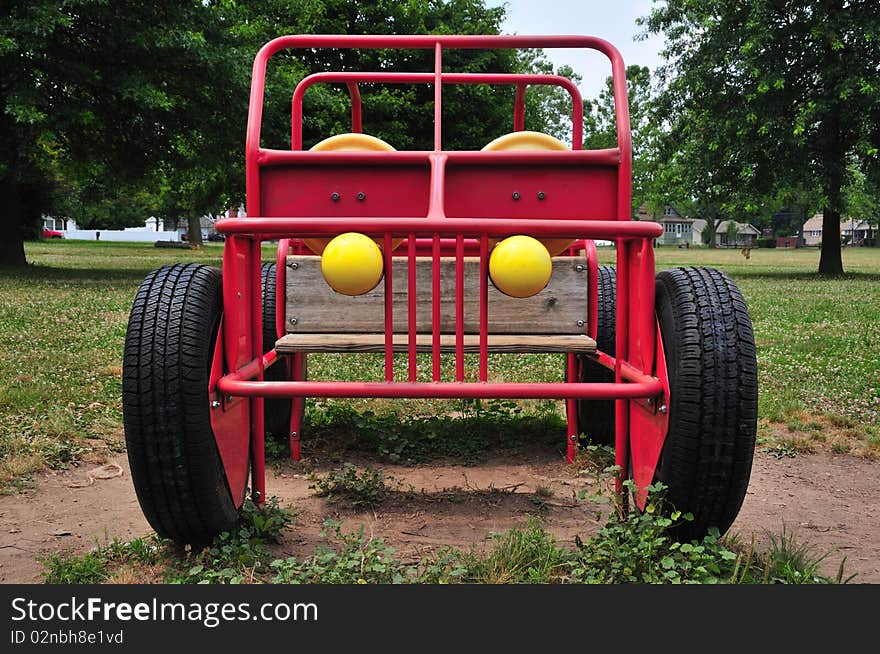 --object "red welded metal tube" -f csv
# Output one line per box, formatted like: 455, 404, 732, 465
217, 379, 662, 400
407, 232, 417, 381
513, 83, 527, 132
249, 238, 266, 504
478, 234, 489, 382
384, 233, 394, 382
455, 234, 464, 381
432, 233, 441, 381
346, 82, 362, 134
217, 217, 662, 240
